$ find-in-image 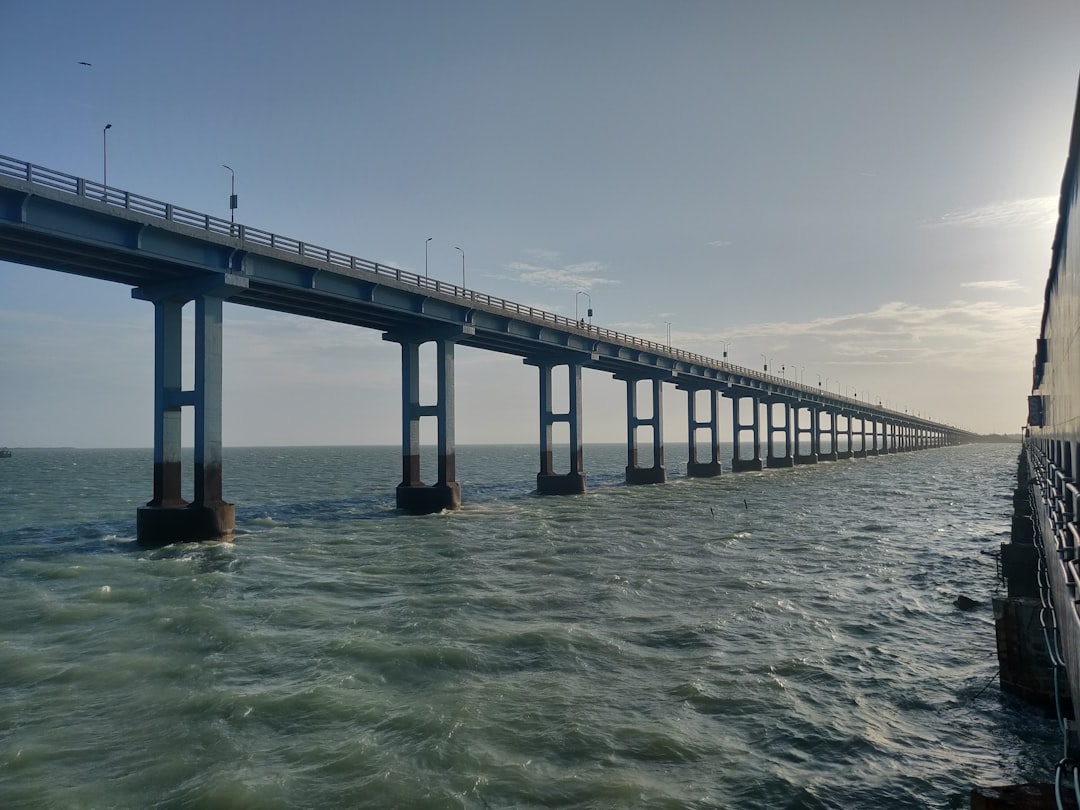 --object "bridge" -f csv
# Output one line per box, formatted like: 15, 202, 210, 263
0, 154, 977, 546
